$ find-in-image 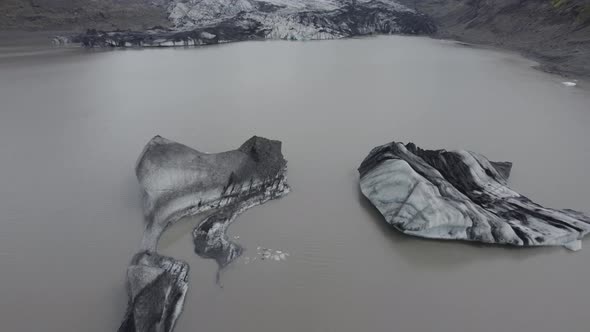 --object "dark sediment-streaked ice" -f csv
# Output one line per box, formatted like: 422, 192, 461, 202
65, 0, 436, 47
358, 141, 590, 251
119, 135, 289, 331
